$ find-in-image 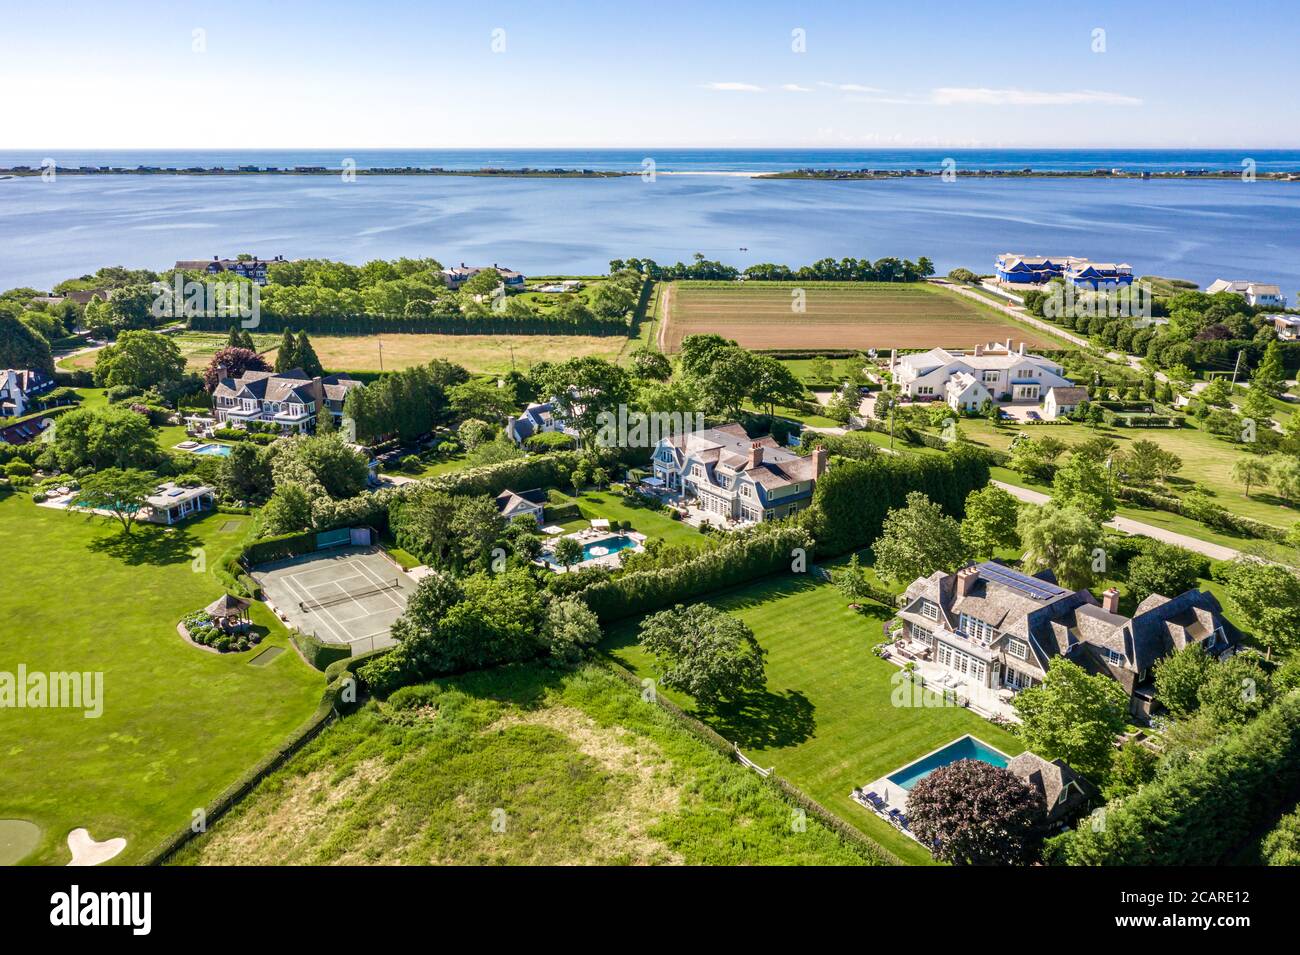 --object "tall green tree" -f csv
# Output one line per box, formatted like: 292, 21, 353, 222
273, 327, 299, 372
871, 491, 967, 584
1222, 559, 1300, 661
1014, 658, 1129, 780
75, 468, 159, 535
1017, 503, 1102, 590
295, 331, 323, 377
638, 603, 767, 708
960, 485, 1020, 560
93, 330, 185, 389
